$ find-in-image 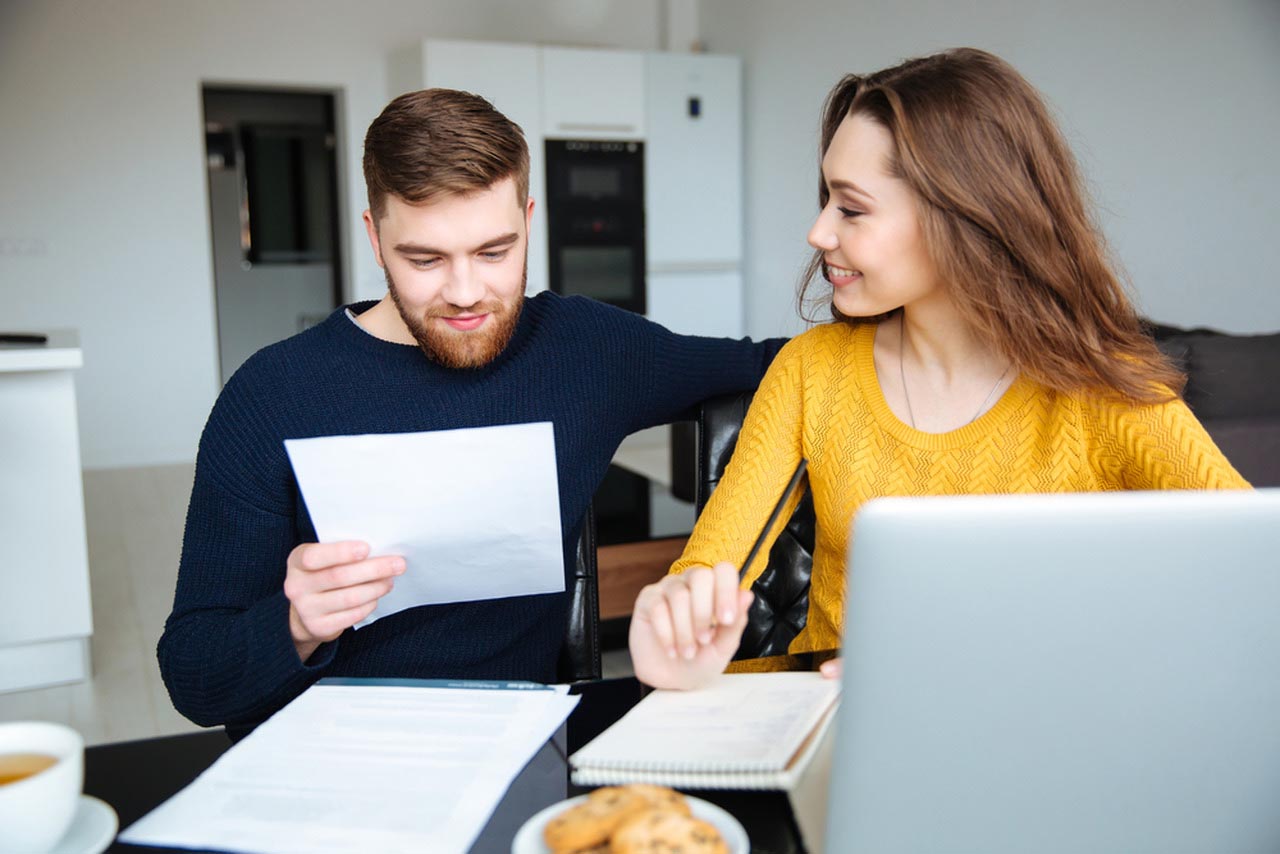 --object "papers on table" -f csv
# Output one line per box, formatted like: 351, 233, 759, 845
119, 679, 580, 854
284, 422, 565, 627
